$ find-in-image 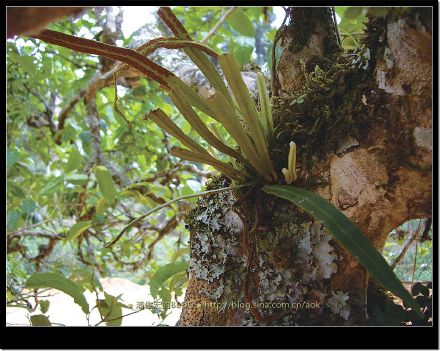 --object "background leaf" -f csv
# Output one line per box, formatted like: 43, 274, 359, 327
30, 314, 51, 326
95, 166, 117, 204
40, 300, 50, 314
25, 272, 89, 314
67, 221, 92, 241
227, 9, 255, 37
64, 148, 83, 173
149, 261, 188, 298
